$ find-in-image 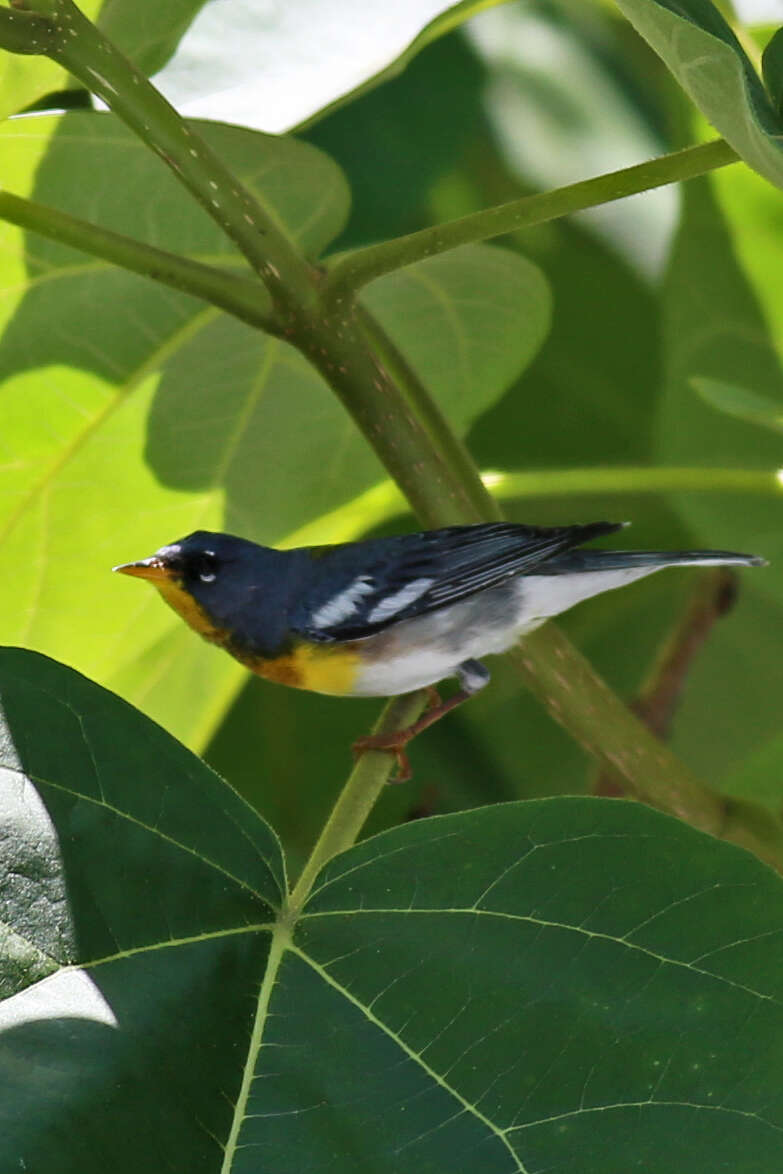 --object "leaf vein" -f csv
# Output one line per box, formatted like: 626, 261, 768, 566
300, 907, 780, 1006
292, 944, 531, 1173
